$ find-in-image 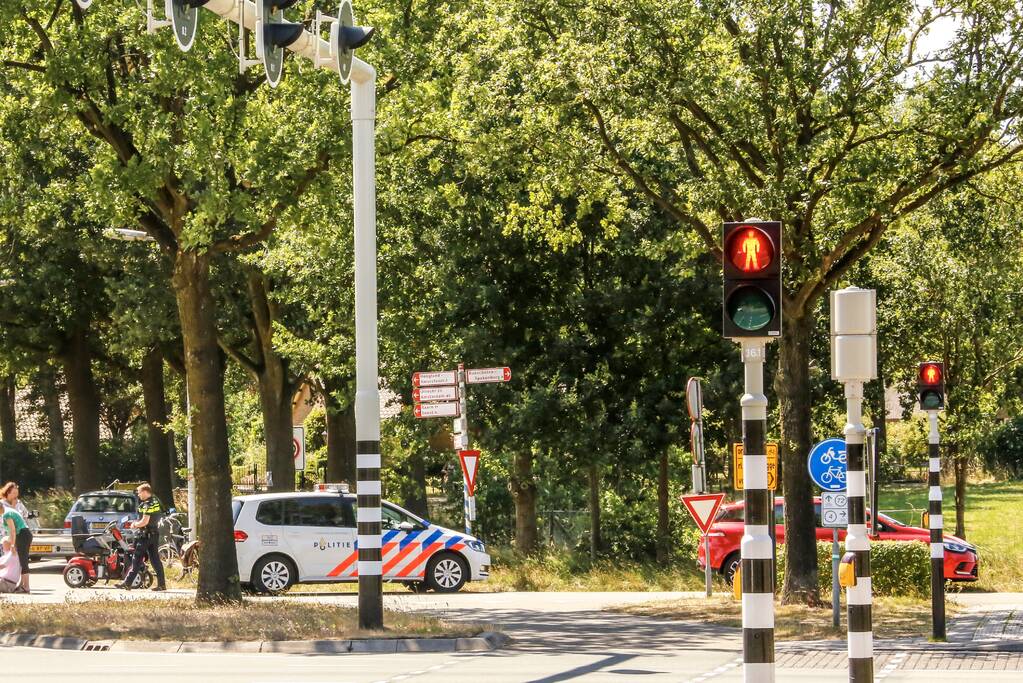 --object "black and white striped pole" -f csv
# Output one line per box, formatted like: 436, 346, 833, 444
831, 287, 877, 682
917, 361, 946, 640
739, 340, 775, 682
